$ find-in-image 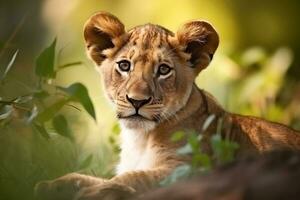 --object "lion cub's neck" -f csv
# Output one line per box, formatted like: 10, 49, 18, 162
116, 127, 155, 175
